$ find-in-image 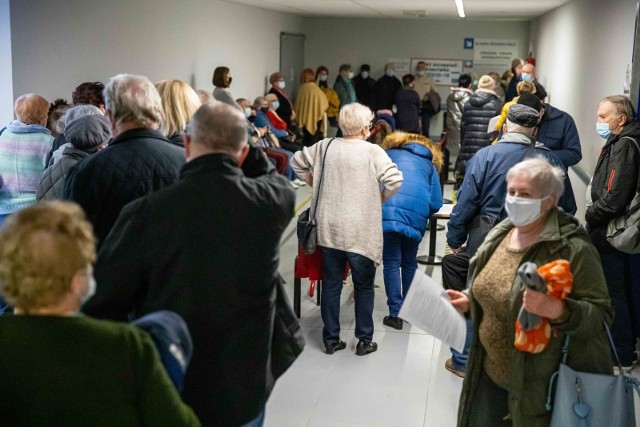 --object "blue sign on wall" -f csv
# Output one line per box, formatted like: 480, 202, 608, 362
464, 38, 474, 49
